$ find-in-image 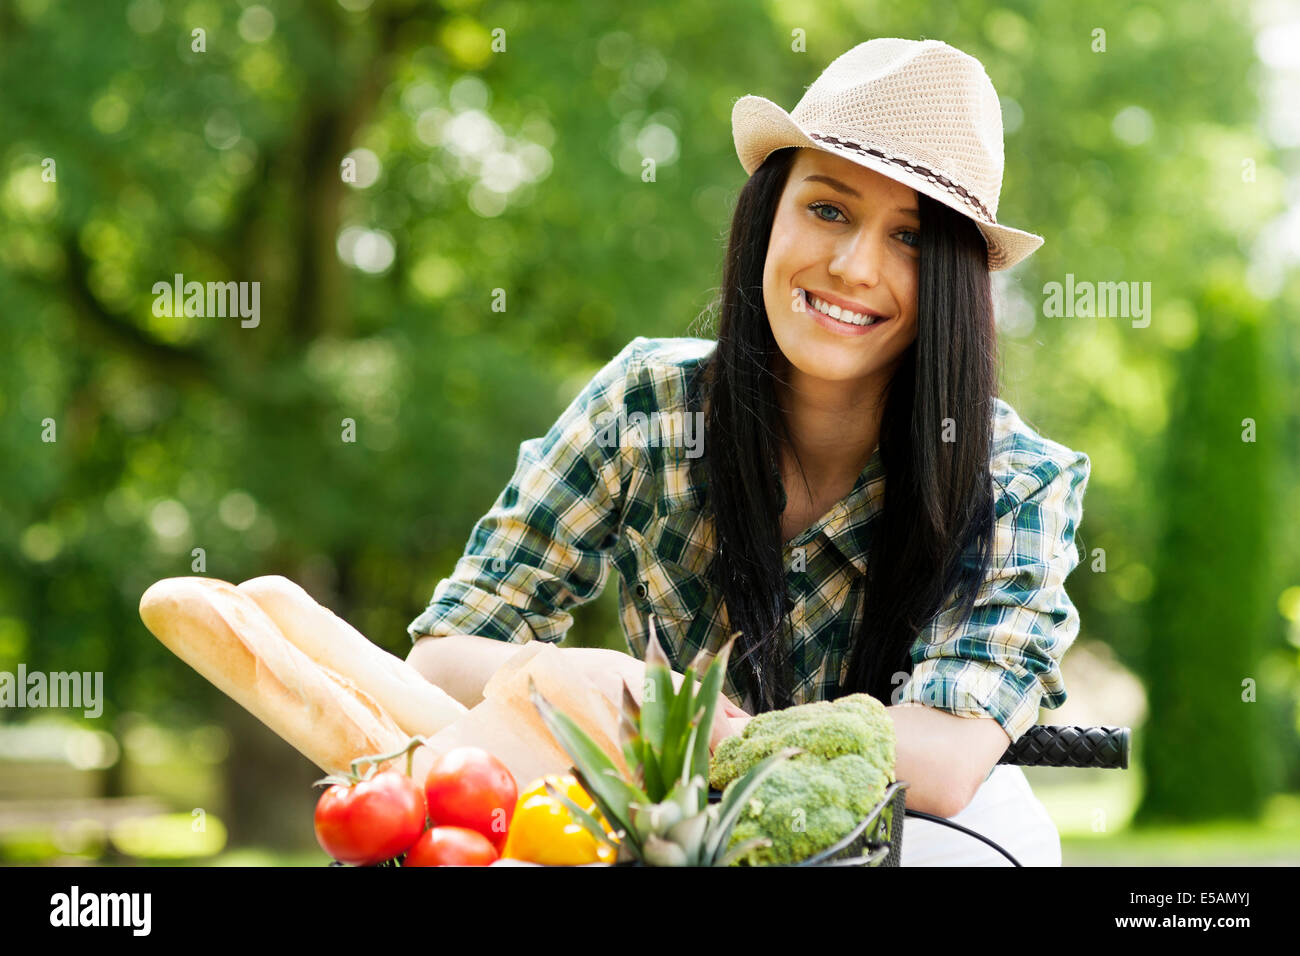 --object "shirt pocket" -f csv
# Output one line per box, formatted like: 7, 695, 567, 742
620, 524, 710, 625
